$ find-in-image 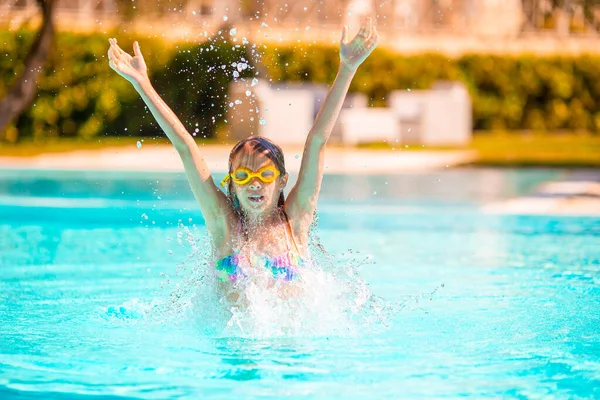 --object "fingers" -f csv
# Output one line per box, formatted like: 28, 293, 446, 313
133, 41, 143, 58
108, 46, 121, 64
107, 38, 127, 72
108, 38, 120, 60
365, 17, 373, 40
356, 17, 374, 42
357, 20, 367, 38
109, 38, 128, 58
108, 38, 119, 53
367, 26, 379, 48
107, 45, 117, 62
341, 25, 348, 44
